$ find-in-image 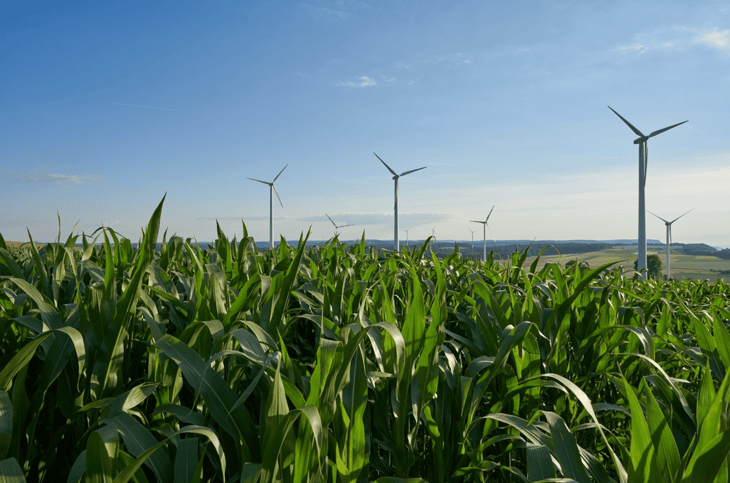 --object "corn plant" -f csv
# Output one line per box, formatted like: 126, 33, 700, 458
1, 196, 729, 482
